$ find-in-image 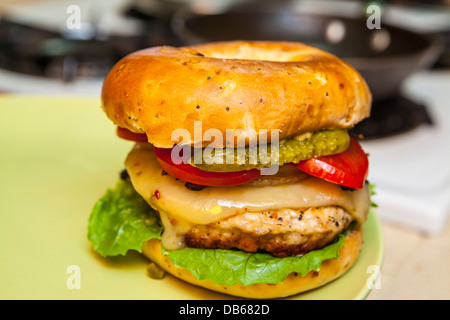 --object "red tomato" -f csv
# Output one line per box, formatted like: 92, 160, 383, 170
117, 126, 368, 189
153, 147, 261, 187
116, 127, 148, 143
292, 138, 369, 189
